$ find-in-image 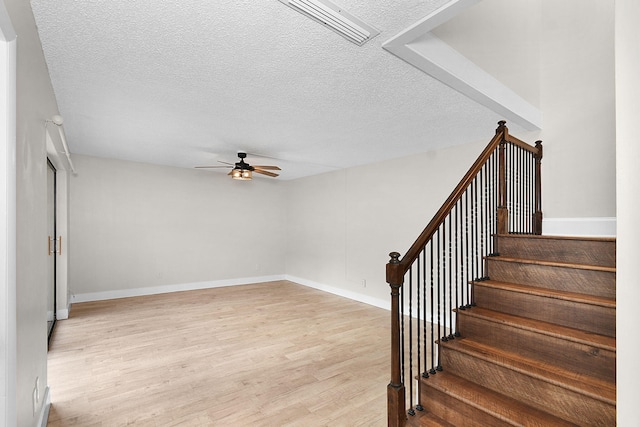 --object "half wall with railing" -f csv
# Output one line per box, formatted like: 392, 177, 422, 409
385, 121, 542, 426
